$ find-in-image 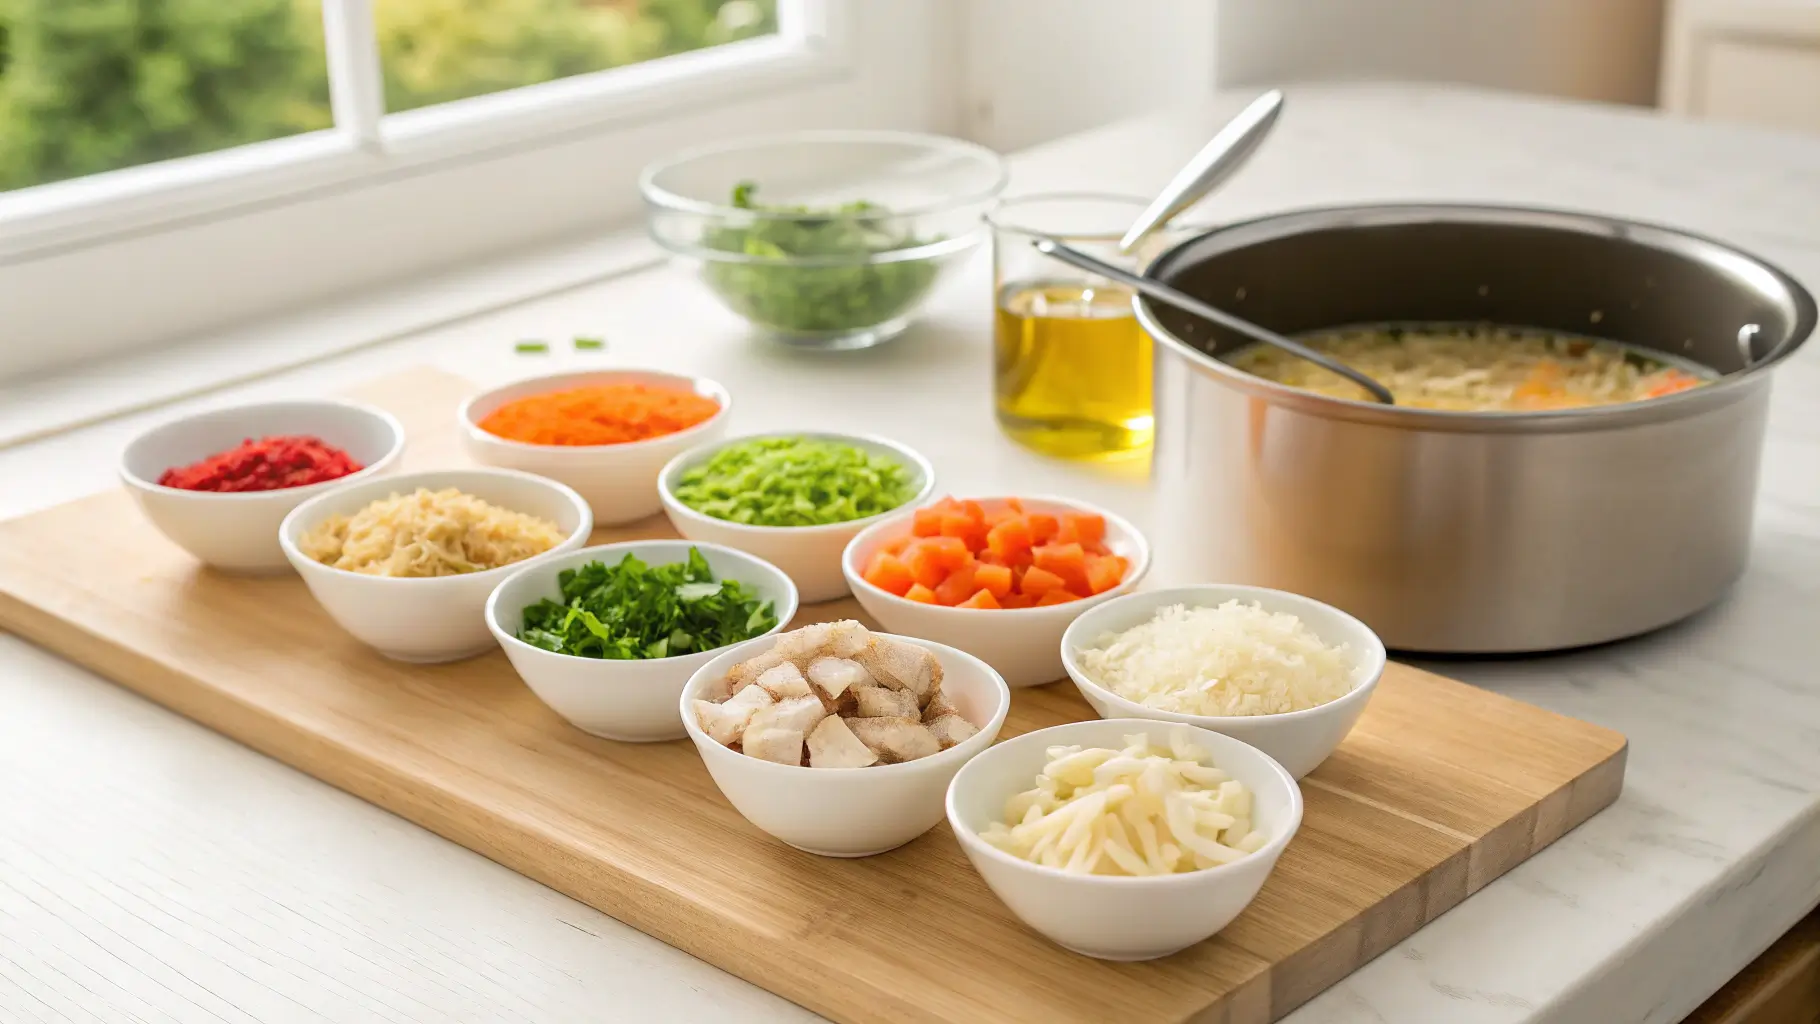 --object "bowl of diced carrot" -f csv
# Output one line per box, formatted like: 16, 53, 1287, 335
842, 496, 1150, 688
